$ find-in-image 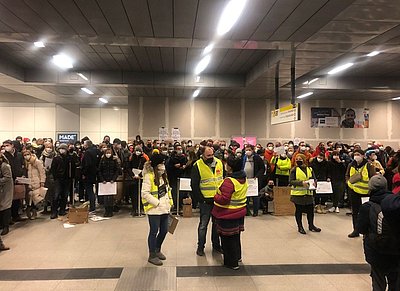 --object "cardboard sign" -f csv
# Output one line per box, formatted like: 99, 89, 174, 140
98, 182, 117, 196
247, 178, 259, 197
